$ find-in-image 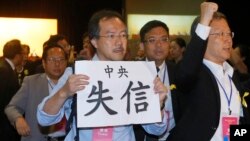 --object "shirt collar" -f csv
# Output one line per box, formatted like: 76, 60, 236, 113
5, 58, 15, 70
203, 59, 234, 78
158, 61, 166, 71
145, 57, 165, 71
92, 54, 100, 61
